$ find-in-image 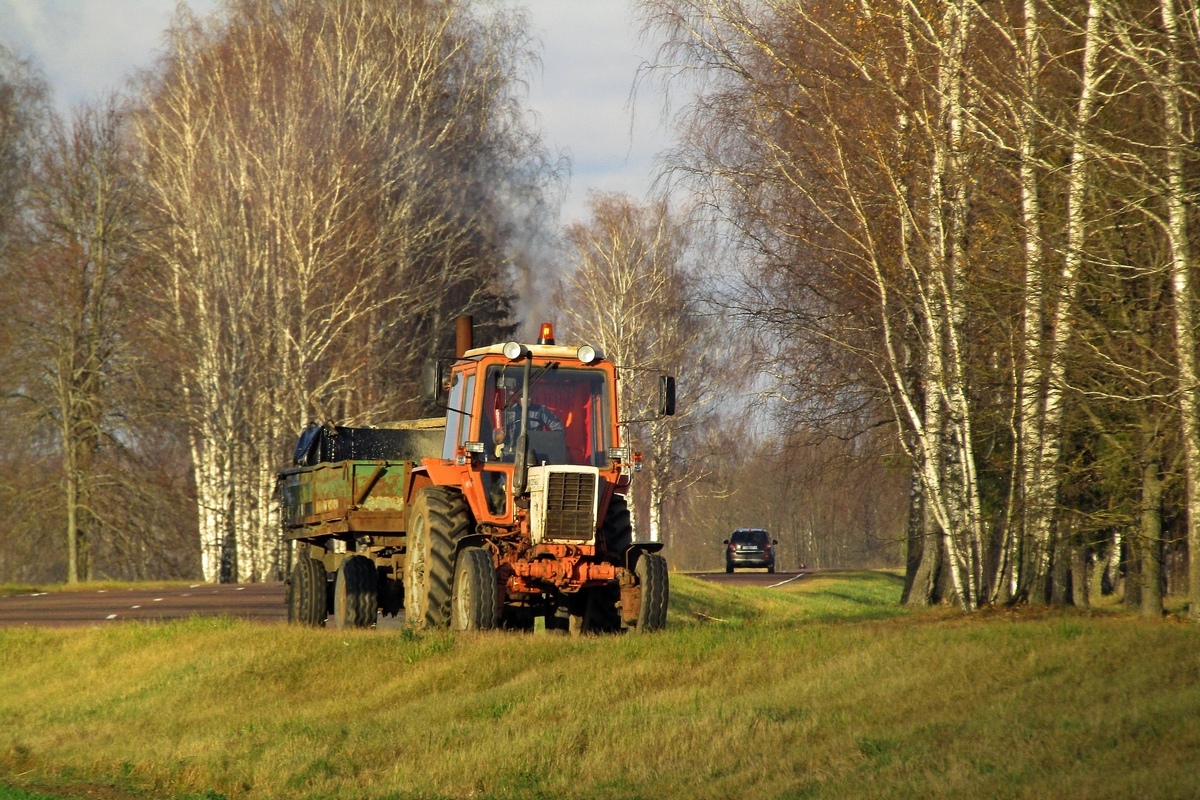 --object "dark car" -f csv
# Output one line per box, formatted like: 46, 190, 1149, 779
724, 528, 777, 573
